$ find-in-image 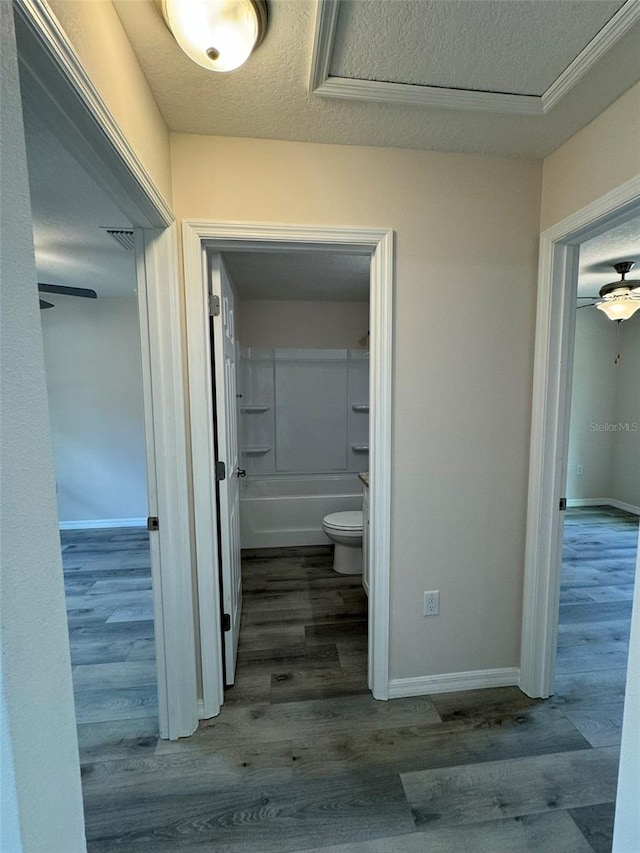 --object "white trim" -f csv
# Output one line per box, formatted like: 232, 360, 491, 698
309, 0, 340, 93
542, 176, 640, 243
183, 224, 224, 720
308, 0, 639, 116
14, 0, 173, 228
183, 221, 393, 709
368, 229, 393, 700
313, 76, 543, 116
567, 498, 640, 515
389, 668, 520, 699
133, 228, 169, 738
542, 0, 640, 112
520, 175, 640, 700
58, 518, 147, 530
140, 226, 199, 739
